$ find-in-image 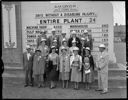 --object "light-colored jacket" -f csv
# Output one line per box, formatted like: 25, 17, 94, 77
59, 54, 70, 72
96, 51, 109, 73
38, 45, 49, 57
70, 54, 82, 69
